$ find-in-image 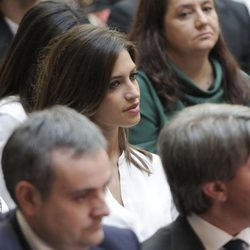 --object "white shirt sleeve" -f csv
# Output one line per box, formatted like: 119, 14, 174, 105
0, 196, 9, 213
0, 114, 22, 210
